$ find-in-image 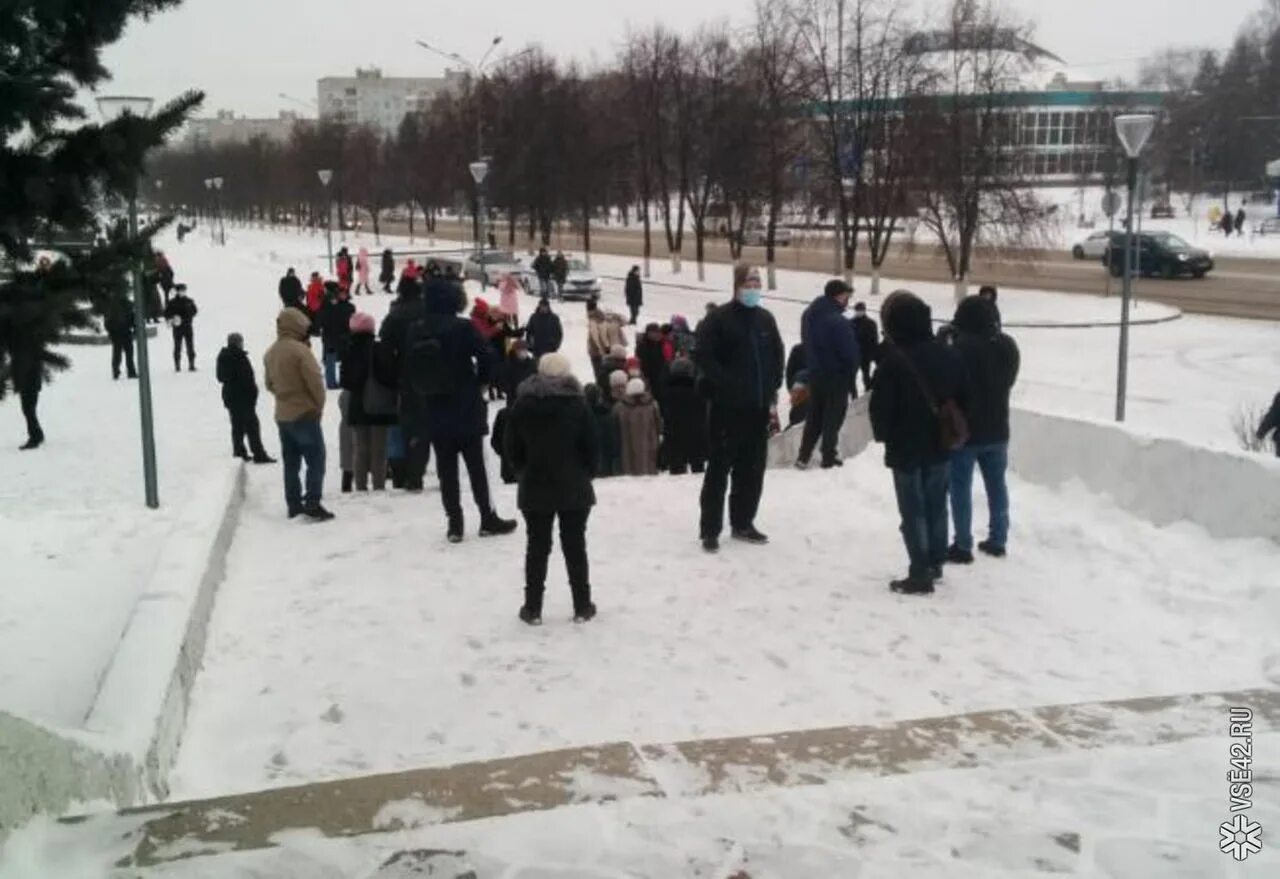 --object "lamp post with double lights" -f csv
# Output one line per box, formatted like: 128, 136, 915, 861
97, 95, 160, 509
1113, 114, 1156, 423
317, 169, 334, 274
